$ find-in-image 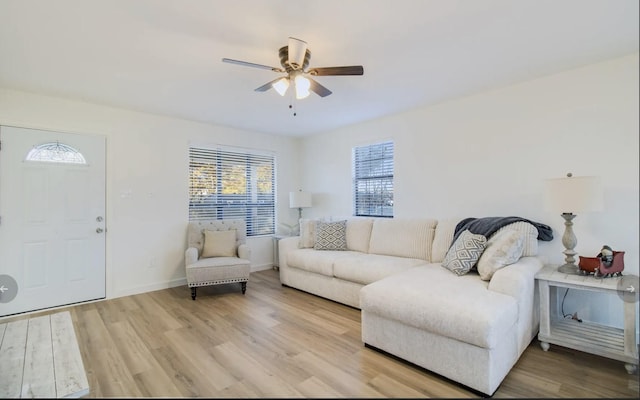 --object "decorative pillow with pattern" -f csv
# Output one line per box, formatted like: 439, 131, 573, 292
314, 220, 348, 250
477, 229, 525, 281
442, 229, 487, 276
